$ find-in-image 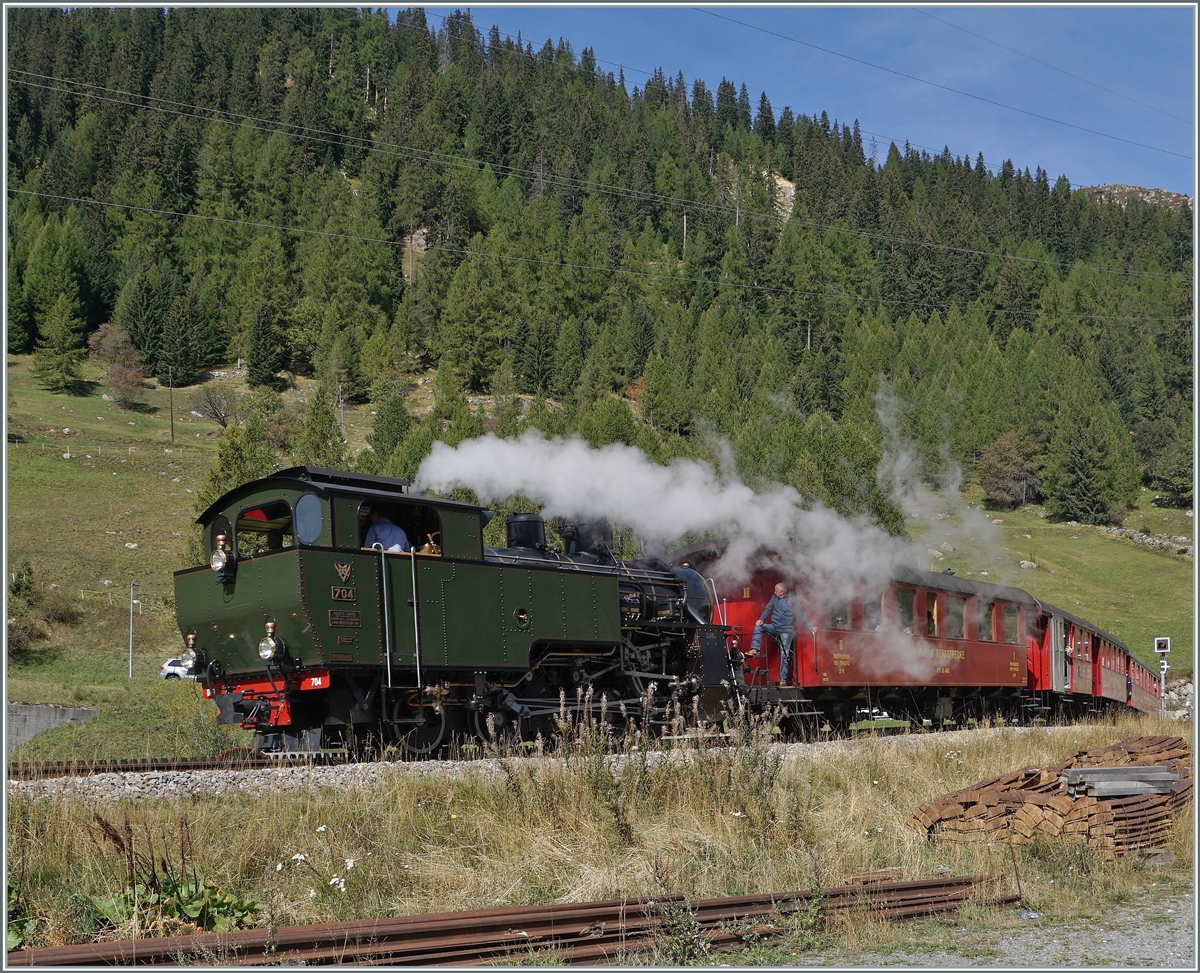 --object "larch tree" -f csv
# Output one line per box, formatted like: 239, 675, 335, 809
32, 294, 87, 392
